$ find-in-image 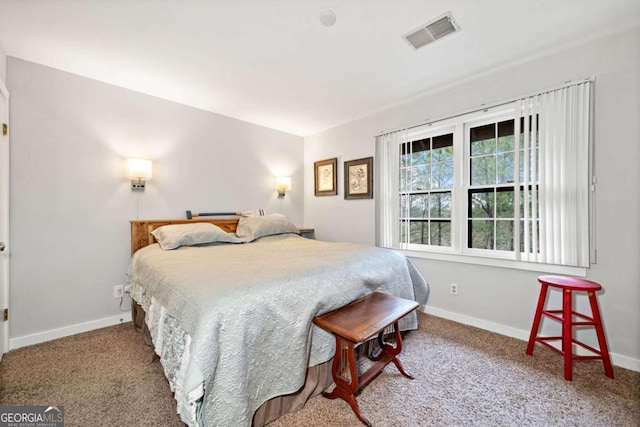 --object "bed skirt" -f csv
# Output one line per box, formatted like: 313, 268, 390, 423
131, 300, 334, 427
